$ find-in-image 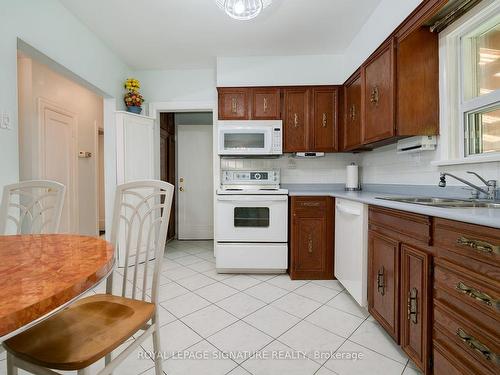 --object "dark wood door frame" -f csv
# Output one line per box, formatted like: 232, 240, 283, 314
160, 112, 176, 241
